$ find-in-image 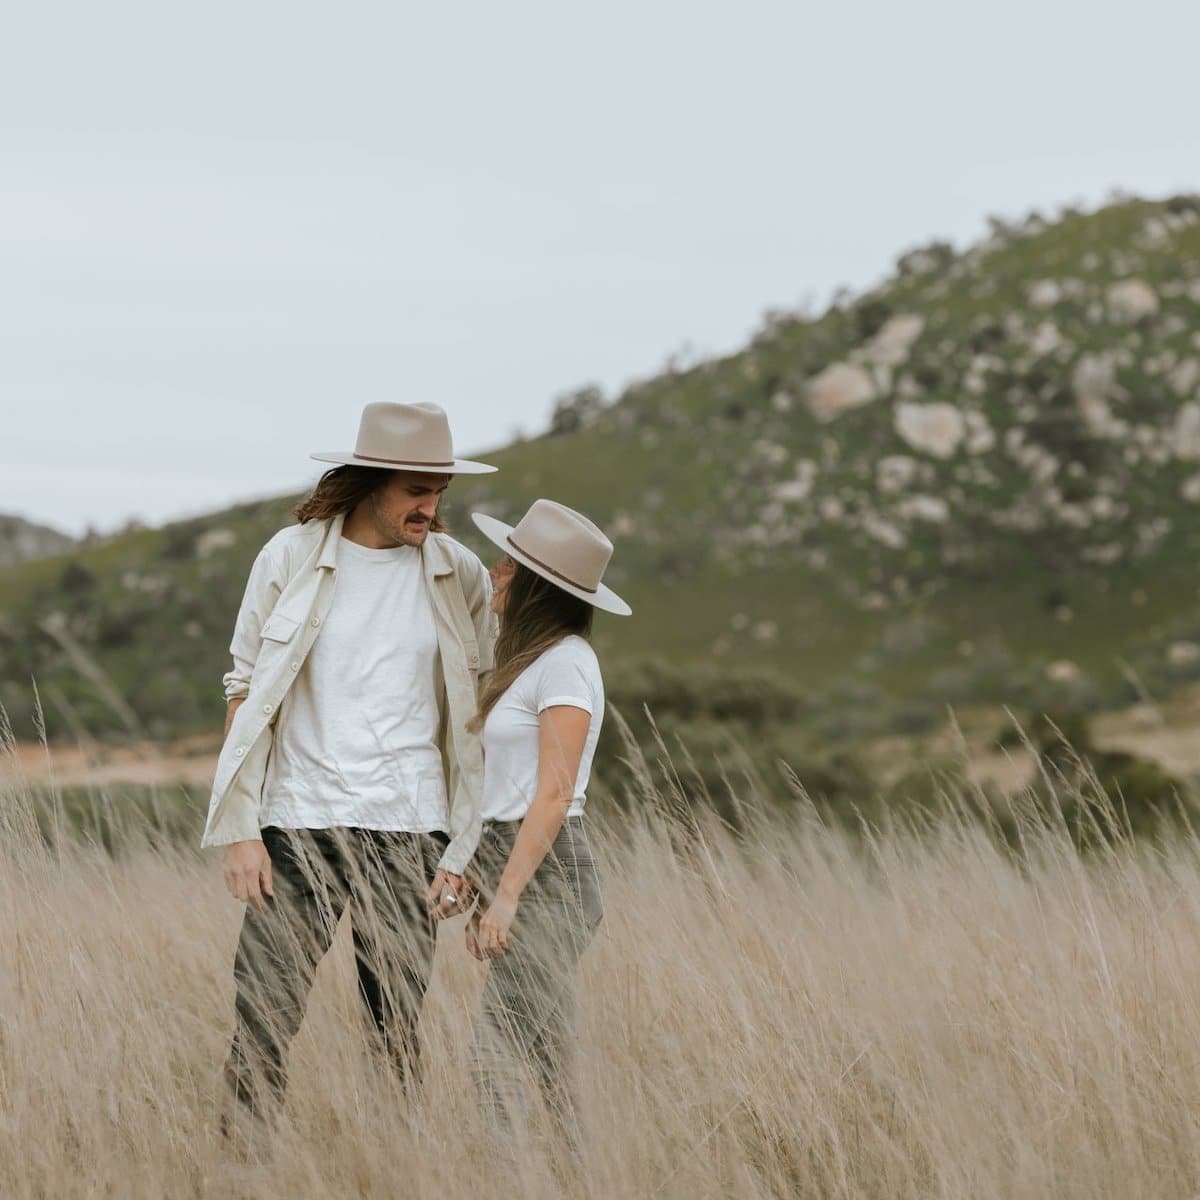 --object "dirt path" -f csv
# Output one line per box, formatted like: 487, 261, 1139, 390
5, 695, 1196, 796
2, 734, 220, 790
